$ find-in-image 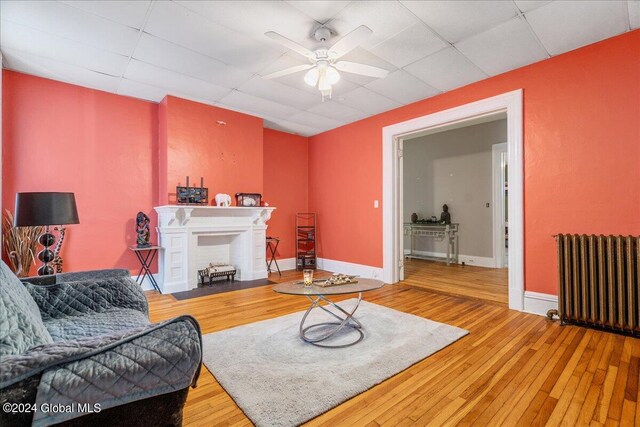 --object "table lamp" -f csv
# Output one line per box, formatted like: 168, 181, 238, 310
14, 192, 80, 276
